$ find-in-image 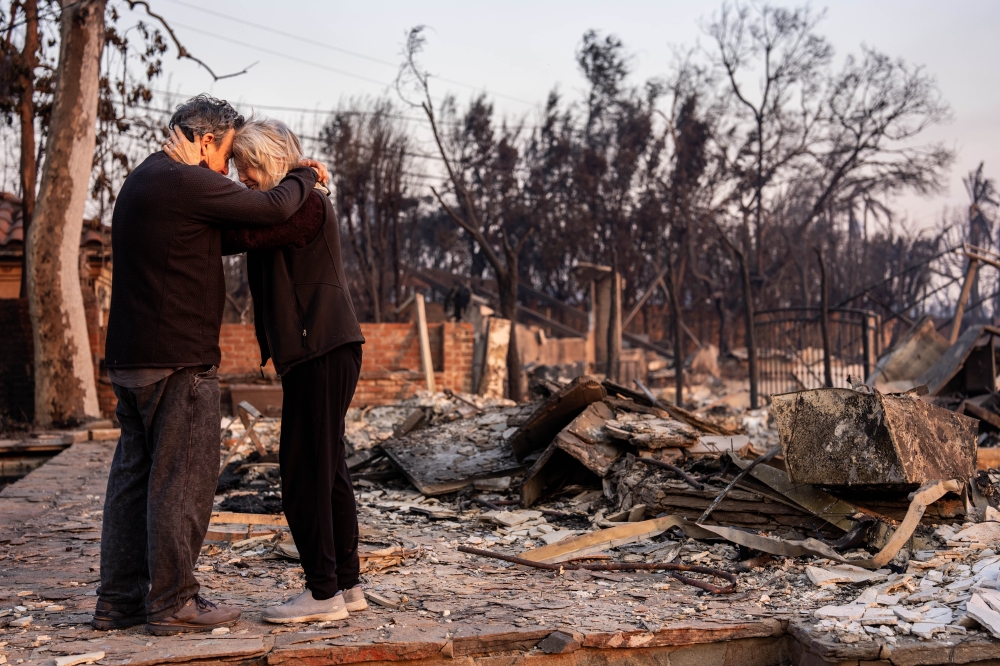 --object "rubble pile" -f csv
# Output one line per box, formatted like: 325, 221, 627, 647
107, 338, 1000, 655
343, 391, 513, 452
